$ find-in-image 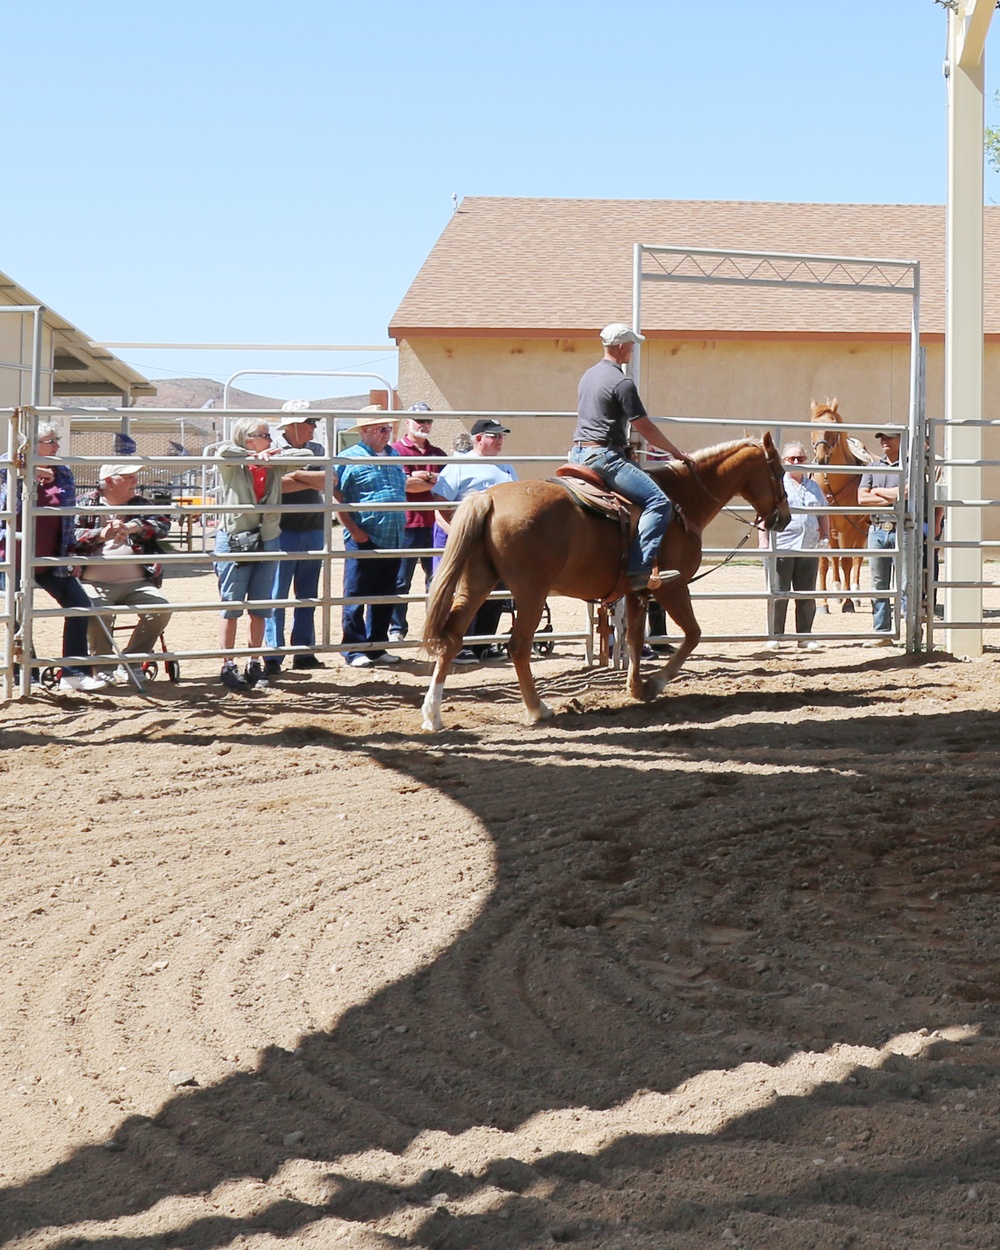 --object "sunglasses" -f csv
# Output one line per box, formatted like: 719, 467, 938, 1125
785, 455, 807, 463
